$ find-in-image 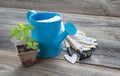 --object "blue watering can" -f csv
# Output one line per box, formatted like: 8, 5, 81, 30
26, 10, 77, 57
